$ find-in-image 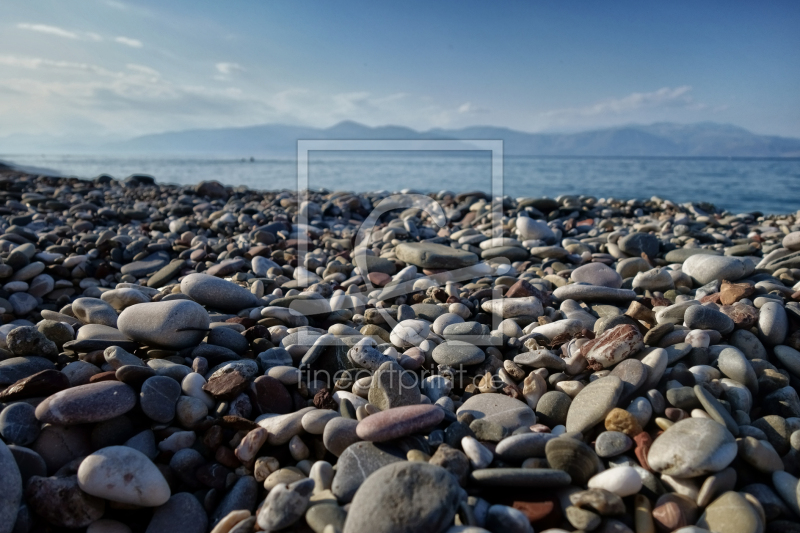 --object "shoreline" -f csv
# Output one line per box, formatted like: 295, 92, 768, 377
0, 167, 798, 532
